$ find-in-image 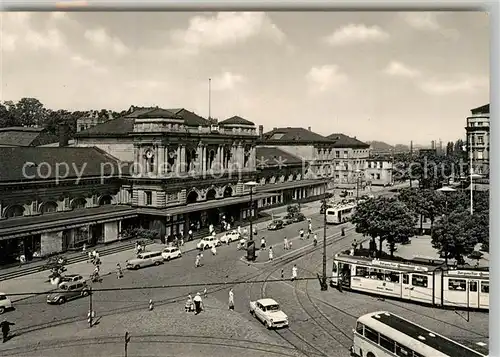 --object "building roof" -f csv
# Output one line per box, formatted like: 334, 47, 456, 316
136, 108, 182, 119
168, 108, 211, 126
75, 117, 135, 137
327, 133, 370, 148
256, 147, 303, 167
219, 116, 255, 126
471, 104, 489, 115
0, 147, 122, 182
262, 127, 332, 143
0, 127, 59, 147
